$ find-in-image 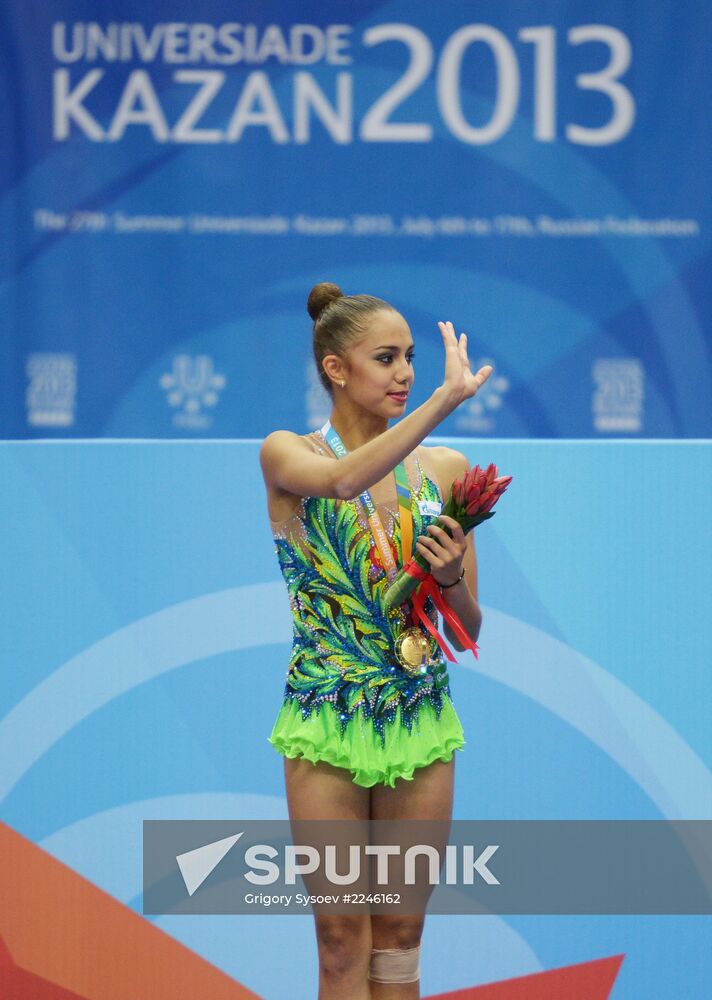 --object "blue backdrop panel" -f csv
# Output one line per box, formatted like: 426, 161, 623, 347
0, 439, 710, 997
1, 2, 710, 439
